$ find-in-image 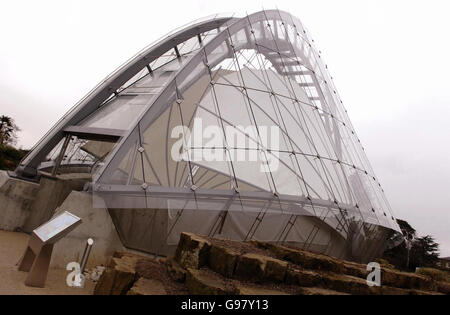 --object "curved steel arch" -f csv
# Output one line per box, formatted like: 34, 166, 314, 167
16, 15, 235, 178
